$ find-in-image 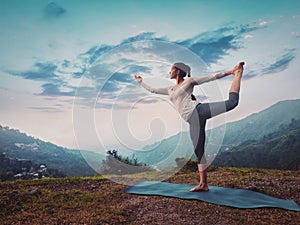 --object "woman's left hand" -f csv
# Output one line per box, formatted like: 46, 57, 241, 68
134, 75, 143, 83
